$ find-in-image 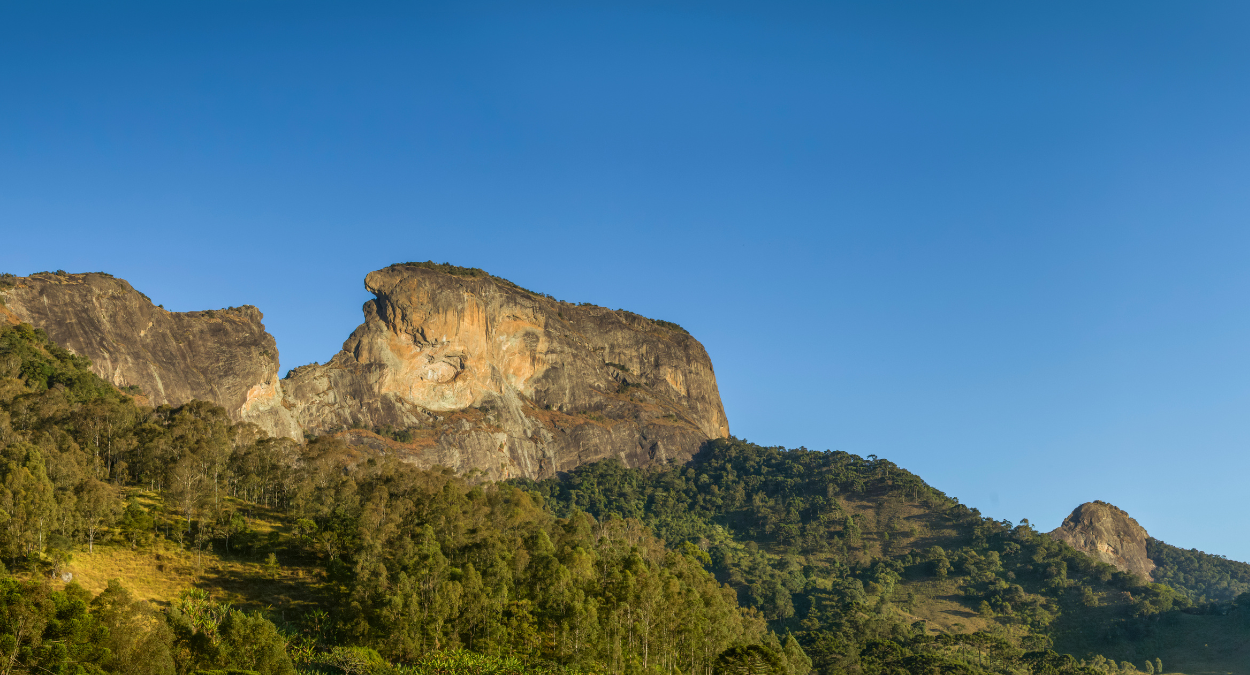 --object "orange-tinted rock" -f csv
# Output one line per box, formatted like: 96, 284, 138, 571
1049, 501, 1156, 579
2, 265, 730, 482
282, 263, 730, 480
